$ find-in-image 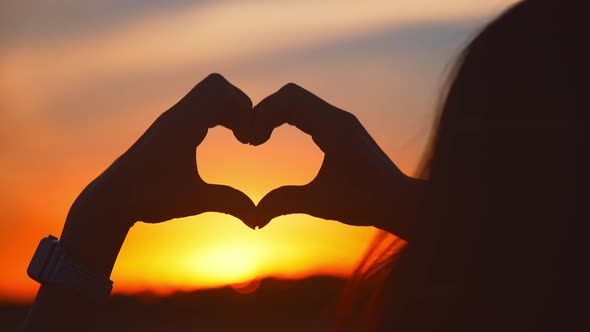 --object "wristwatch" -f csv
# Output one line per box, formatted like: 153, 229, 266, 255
27, 235, 113, 302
